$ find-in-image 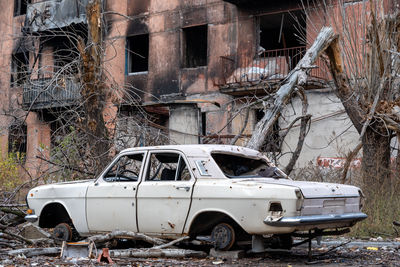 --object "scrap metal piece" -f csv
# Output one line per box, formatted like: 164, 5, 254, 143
97, 248, 113, 264
60, 241, 92, 259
